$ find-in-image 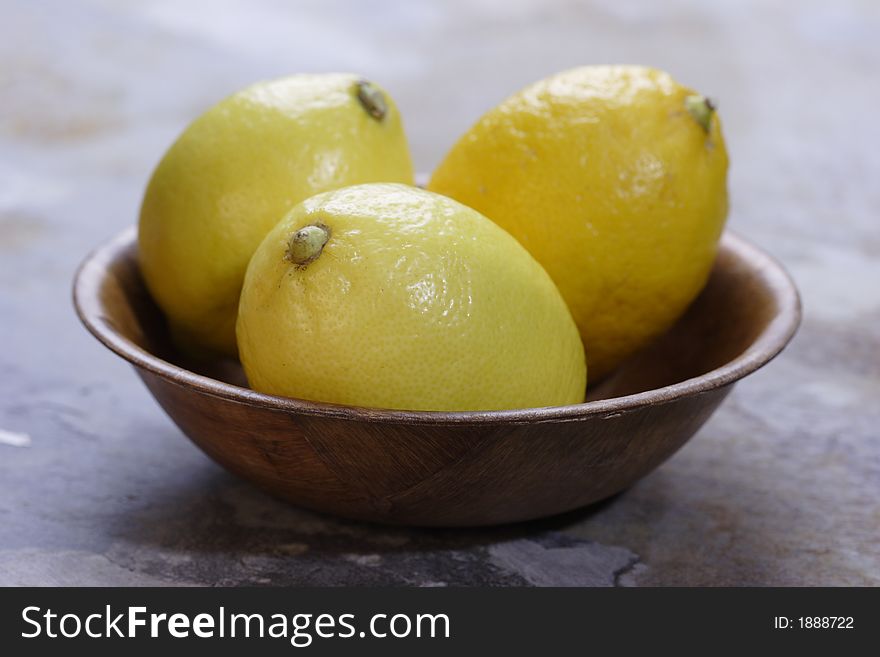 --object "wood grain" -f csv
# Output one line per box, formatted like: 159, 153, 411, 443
73, 228, 800, 526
